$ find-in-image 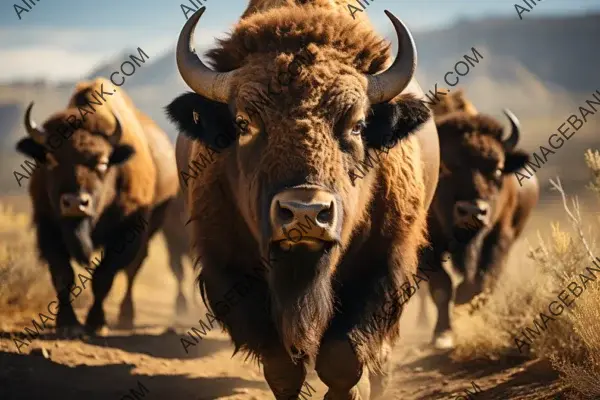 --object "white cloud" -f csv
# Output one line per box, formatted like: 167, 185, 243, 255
0, 46, 106, 82
0, 26, 222, 82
